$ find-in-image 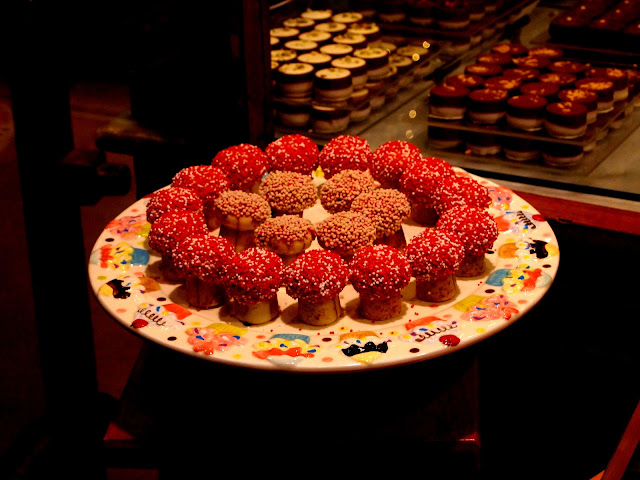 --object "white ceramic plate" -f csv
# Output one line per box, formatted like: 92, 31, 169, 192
88, 170, 559, 372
